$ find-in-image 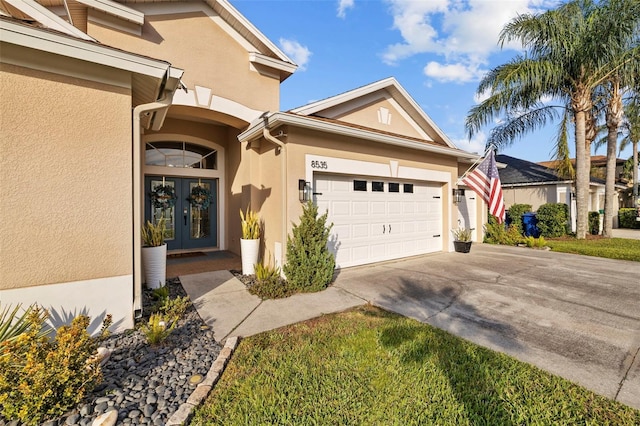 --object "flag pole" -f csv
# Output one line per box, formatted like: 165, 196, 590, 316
456, 143, 497, 185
